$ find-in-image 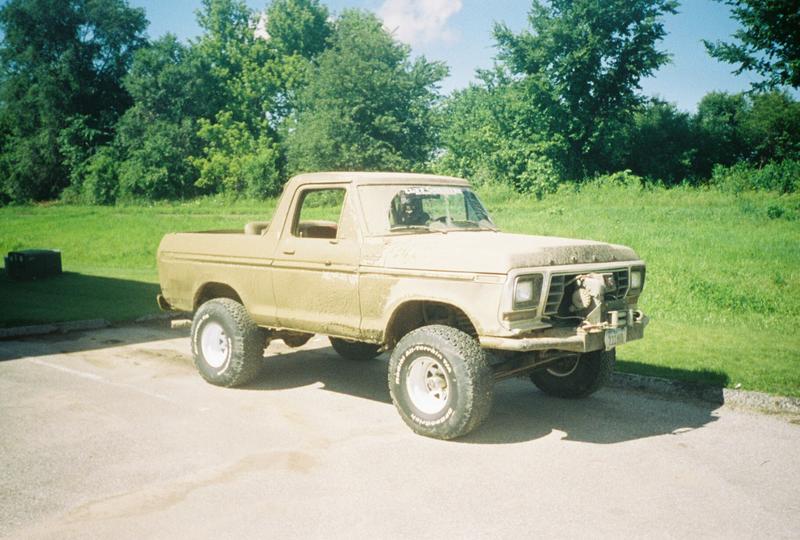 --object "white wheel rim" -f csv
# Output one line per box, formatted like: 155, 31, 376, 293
201, 322, 230, 368
406, 356, 449, 415
546, 356, 580, 378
